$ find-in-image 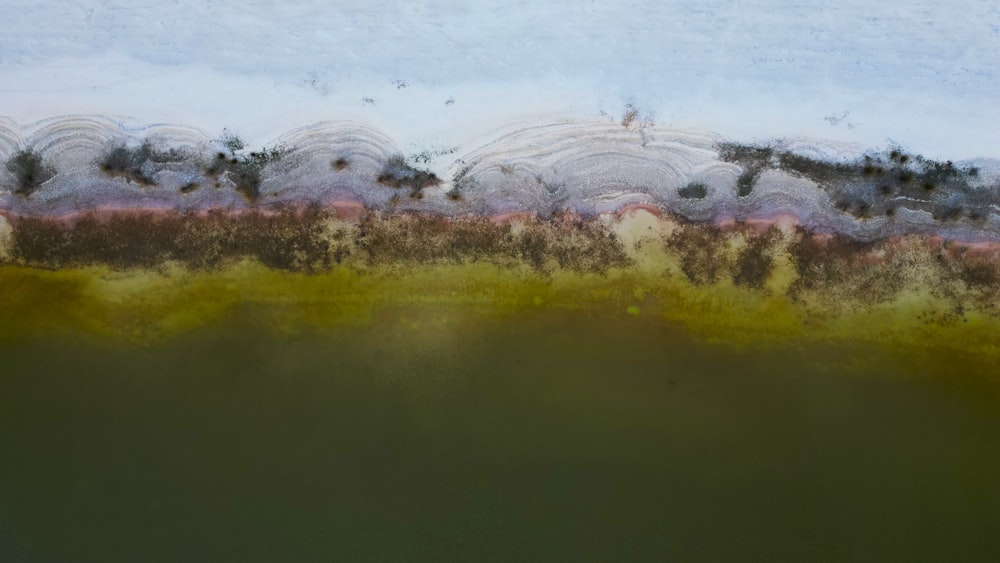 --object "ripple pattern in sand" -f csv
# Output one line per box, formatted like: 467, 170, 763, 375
1, 115, 998, 241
